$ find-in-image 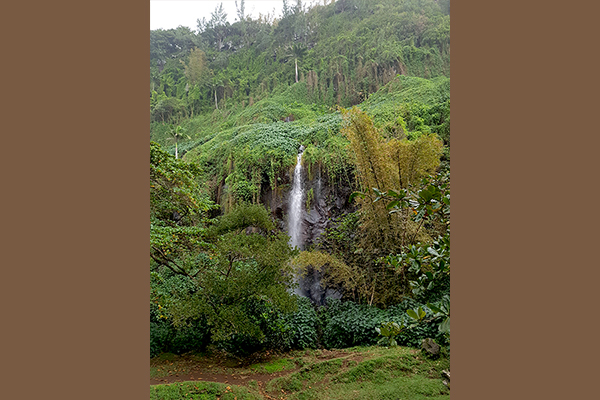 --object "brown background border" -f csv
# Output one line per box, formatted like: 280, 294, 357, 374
3, 0, 599, 399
